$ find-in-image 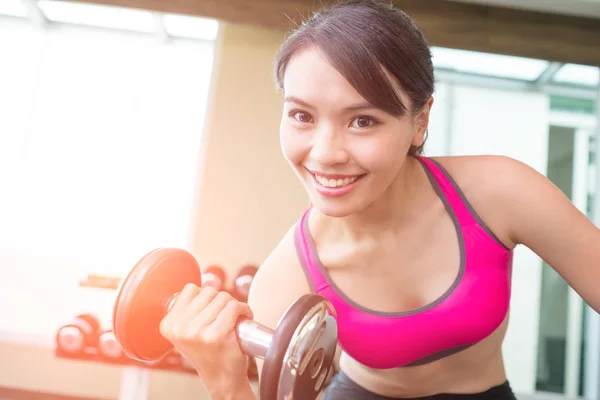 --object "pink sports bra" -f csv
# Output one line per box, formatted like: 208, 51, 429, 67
294, 156, 513, 369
